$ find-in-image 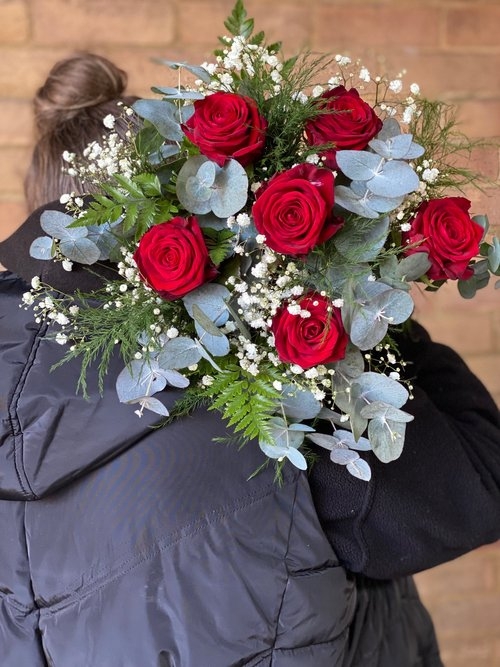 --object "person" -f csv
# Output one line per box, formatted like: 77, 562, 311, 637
1, 53, 500, 667
24, 51, 139, 212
